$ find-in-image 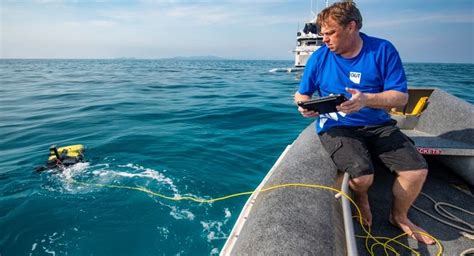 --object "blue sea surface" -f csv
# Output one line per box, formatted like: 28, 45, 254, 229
0, 60, 472, 255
